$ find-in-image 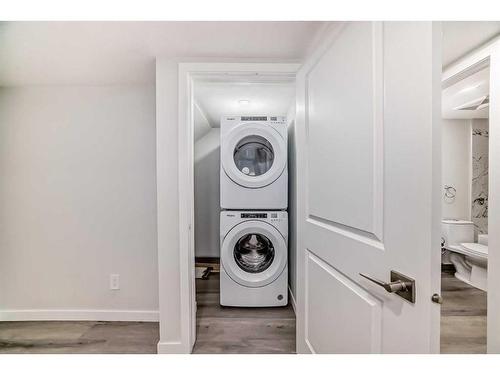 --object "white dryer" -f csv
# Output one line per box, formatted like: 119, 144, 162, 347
220, 211, 288, 307
220, 116, 288, 210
